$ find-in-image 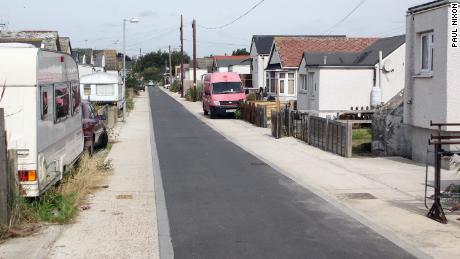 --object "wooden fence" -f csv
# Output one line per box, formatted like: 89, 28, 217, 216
271, 110, 353, 157
0, 109, 17, 226
240, 101, 277, 128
